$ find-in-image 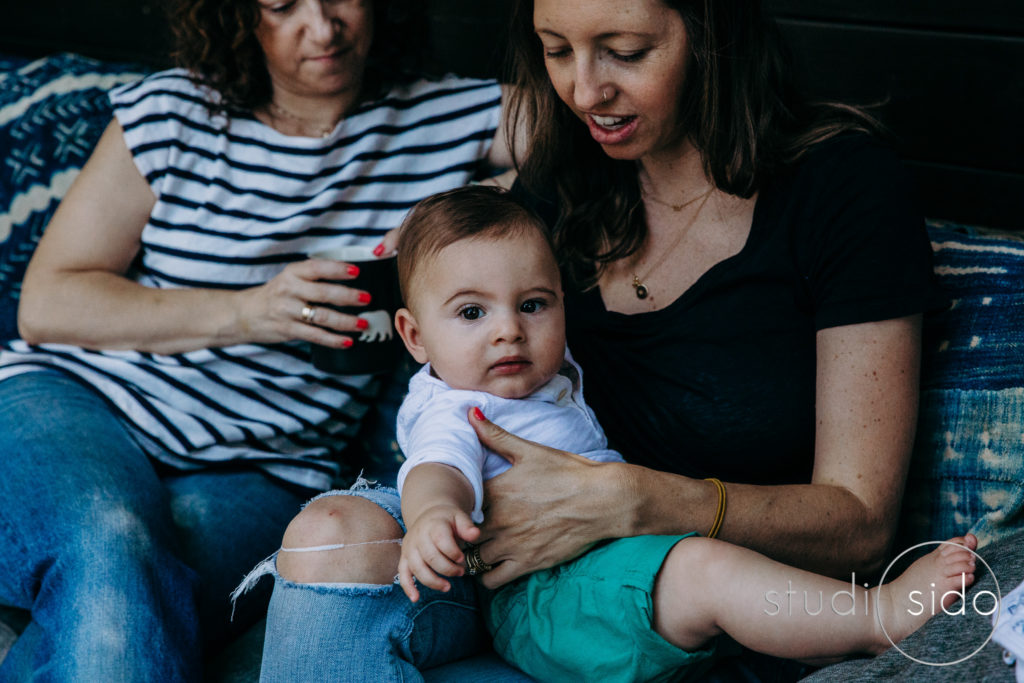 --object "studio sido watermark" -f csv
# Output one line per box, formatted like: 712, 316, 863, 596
763, 540, 1002, 666
764, 573, 875, 617
878, 541, 1001, 666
